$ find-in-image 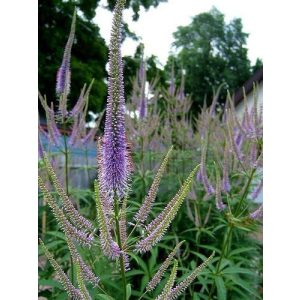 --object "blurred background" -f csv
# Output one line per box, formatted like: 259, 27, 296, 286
38, 0, 263, 117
